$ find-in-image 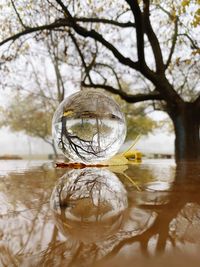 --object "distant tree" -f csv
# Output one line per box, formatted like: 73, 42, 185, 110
2, 92, 57, 155
0, 0, 199, 161
2, 90, 156, 157
114, 96, 157, 140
